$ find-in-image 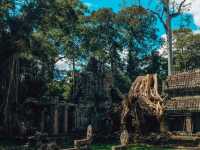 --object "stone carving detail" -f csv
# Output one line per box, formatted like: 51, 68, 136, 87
66, 125, 93, 150
87, 125, 93, 140
120, 130, 129, 145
